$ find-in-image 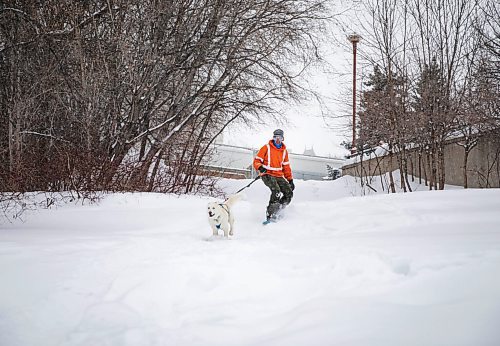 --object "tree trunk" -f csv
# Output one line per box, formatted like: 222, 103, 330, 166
147, 149, 164, 192
418, 150, 422, 184
430, 147, 437, 190
438, 144, 445, 190
360, 149, 365, 191
397, 148, 406, 192
132, 145, 161, 189
403, 154, 412, 192
409, 152, 414, 182
388, 146, 396, 193
463, 147, 469, 189
426, 150, 432, 189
